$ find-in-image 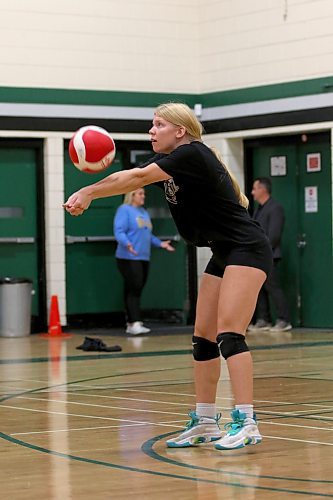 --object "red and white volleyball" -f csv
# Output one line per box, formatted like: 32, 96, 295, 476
69, 125, 116, 173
